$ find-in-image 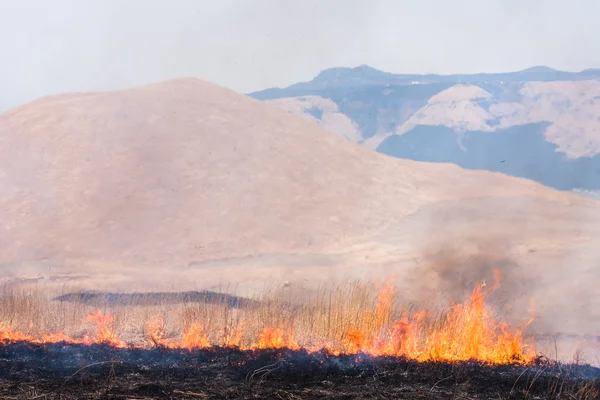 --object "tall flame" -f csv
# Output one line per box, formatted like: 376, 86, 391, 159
83, 310, 127, 348
181, 322, 210, 351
